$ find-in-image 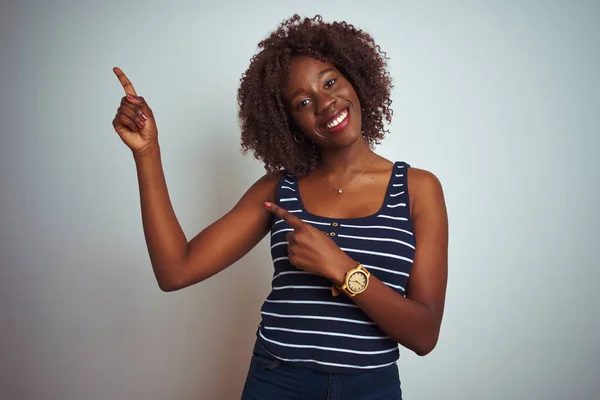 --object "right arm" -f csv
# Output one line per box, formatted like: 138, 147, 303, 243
112, 67, 279, 292
136, 146, 279, 291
